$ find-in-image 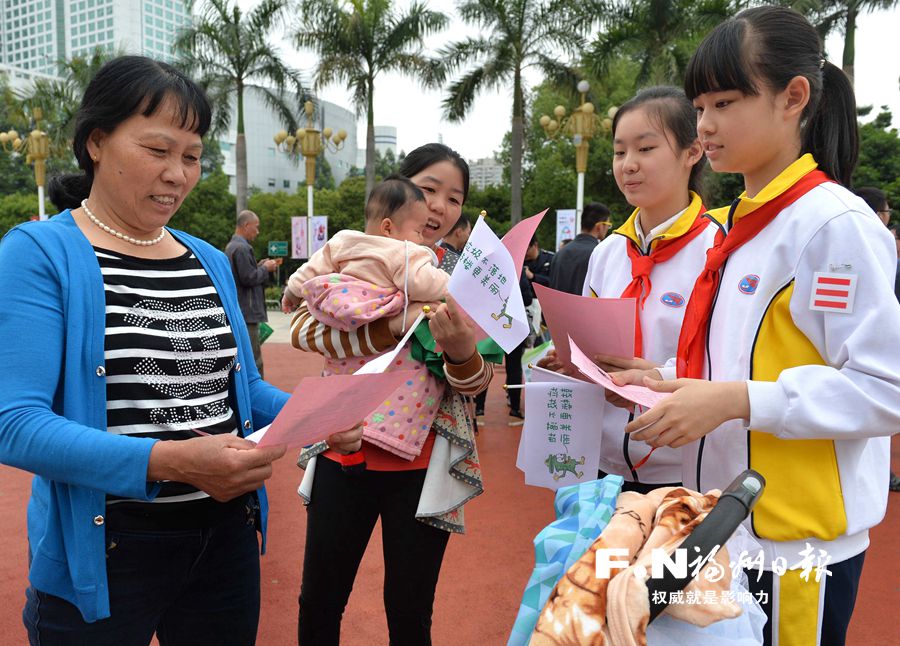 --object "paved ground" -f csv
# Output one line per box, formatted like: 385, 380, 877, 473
264, 309, 298, 345
0, 330, 897, 644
